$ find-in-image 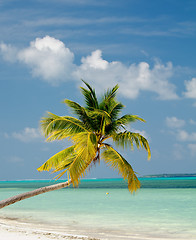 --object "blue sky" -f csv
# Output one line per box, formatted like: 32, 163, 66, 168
0, 0, 196, 180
